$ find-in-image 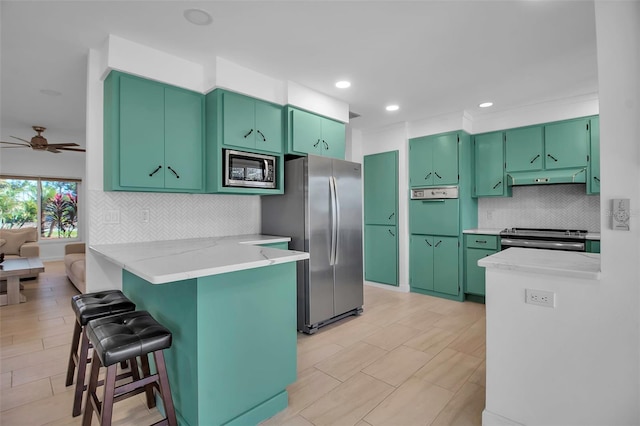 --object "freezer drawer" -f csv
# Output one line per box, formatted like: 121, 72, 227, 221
409, 198, 459, 236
